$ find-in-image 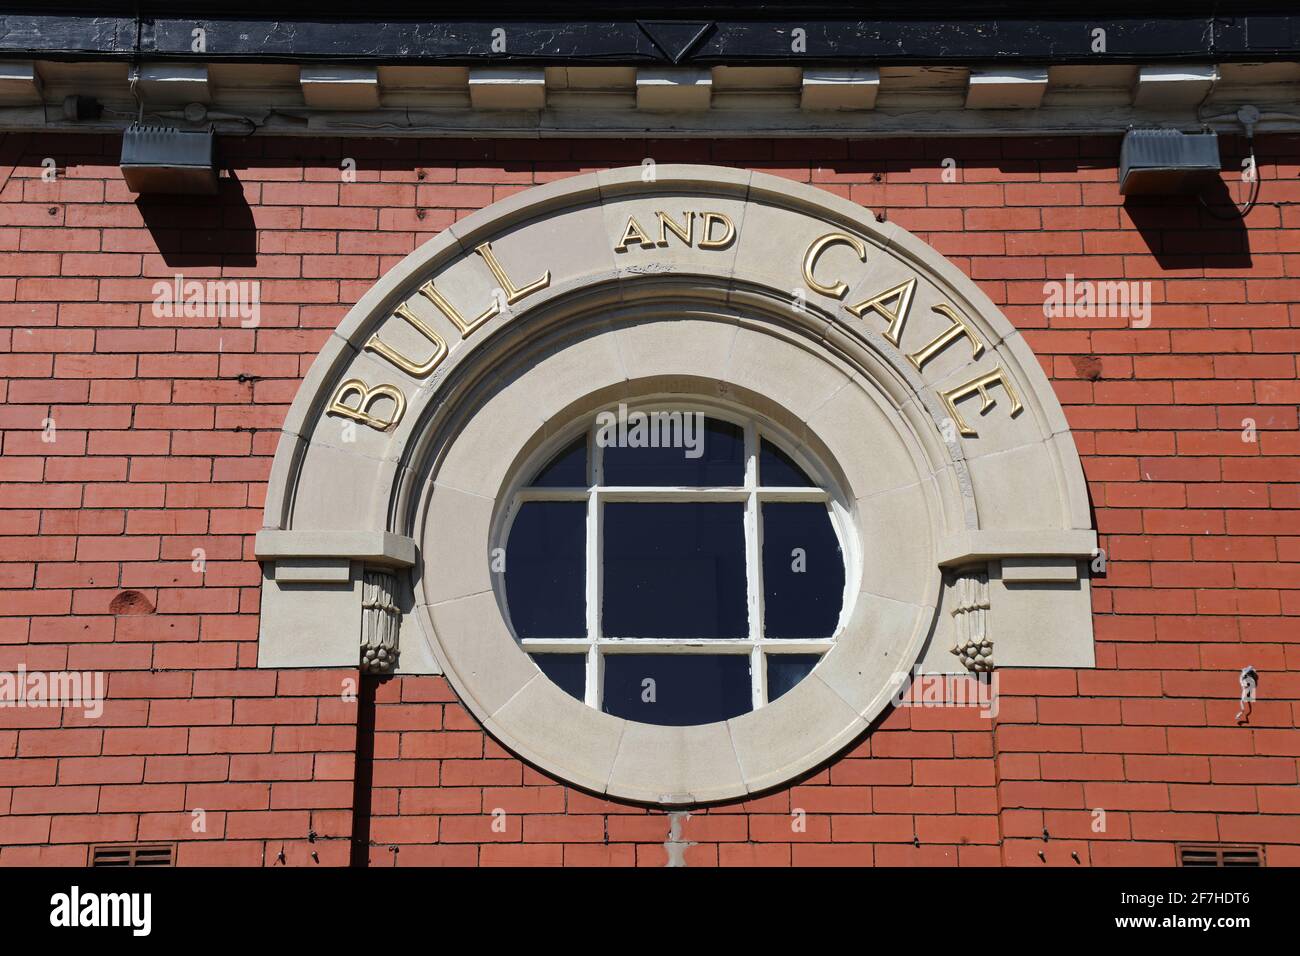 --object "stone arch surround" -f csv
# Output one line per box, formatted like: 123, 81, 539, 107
255, 166, 1097, 804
